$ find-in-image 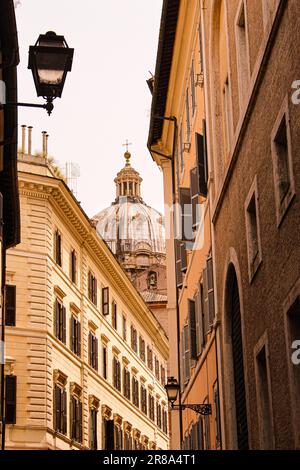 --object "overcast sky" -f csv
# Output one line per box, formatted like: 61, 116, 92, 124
15, 0, 164, 216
